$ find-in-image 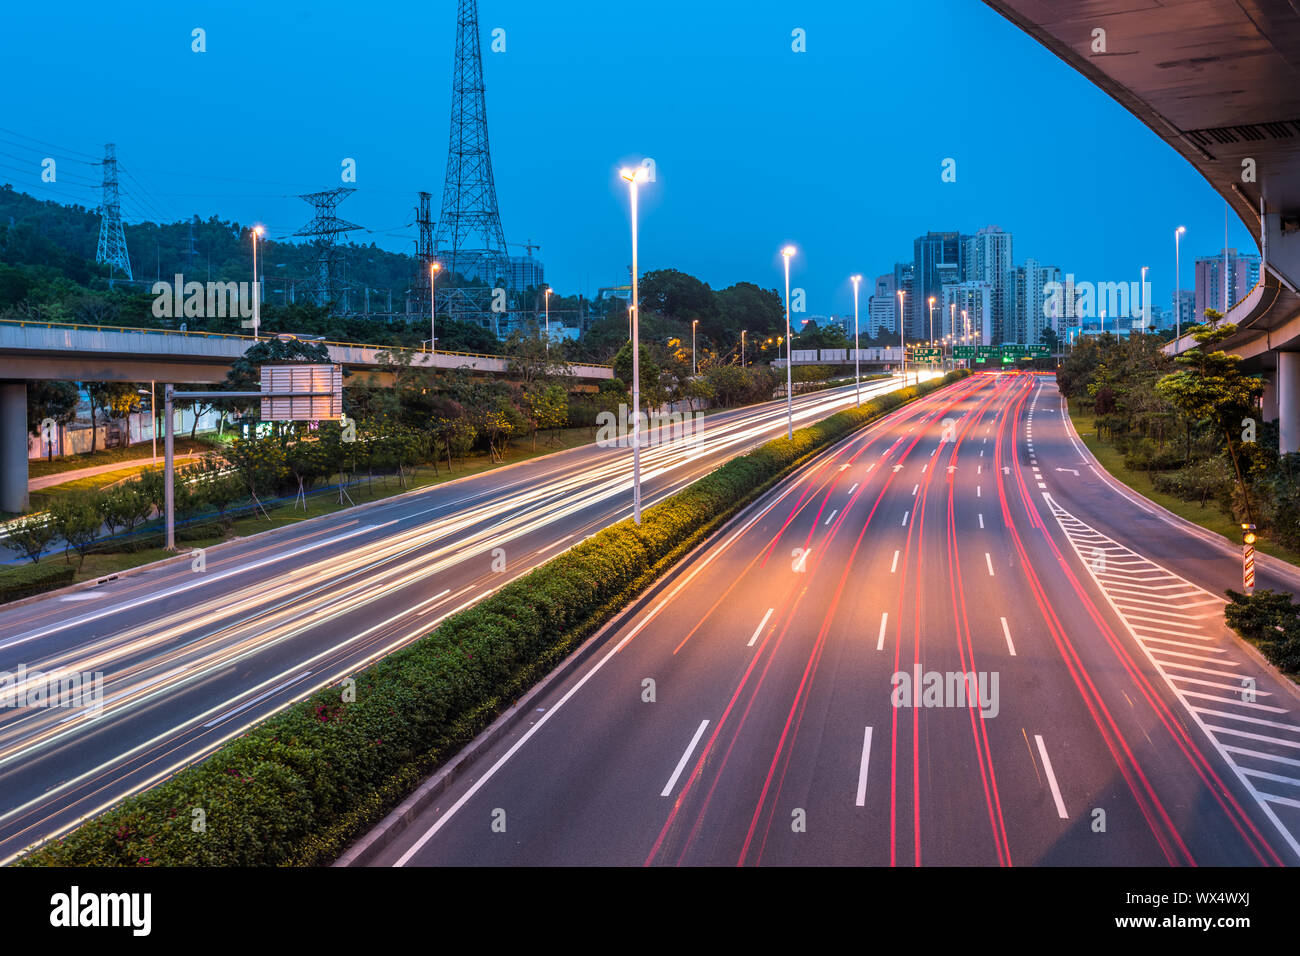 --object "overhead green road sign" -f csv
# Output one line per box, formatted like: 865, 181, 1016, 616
952, 345, 976, 359
909, 348, 942, 360
976, 346, 999, 359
